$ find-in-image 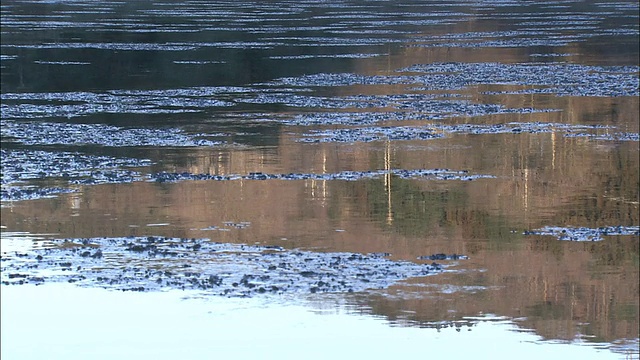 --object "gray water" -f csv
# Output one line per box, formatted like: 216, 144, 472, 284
1, 1, 639, 359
